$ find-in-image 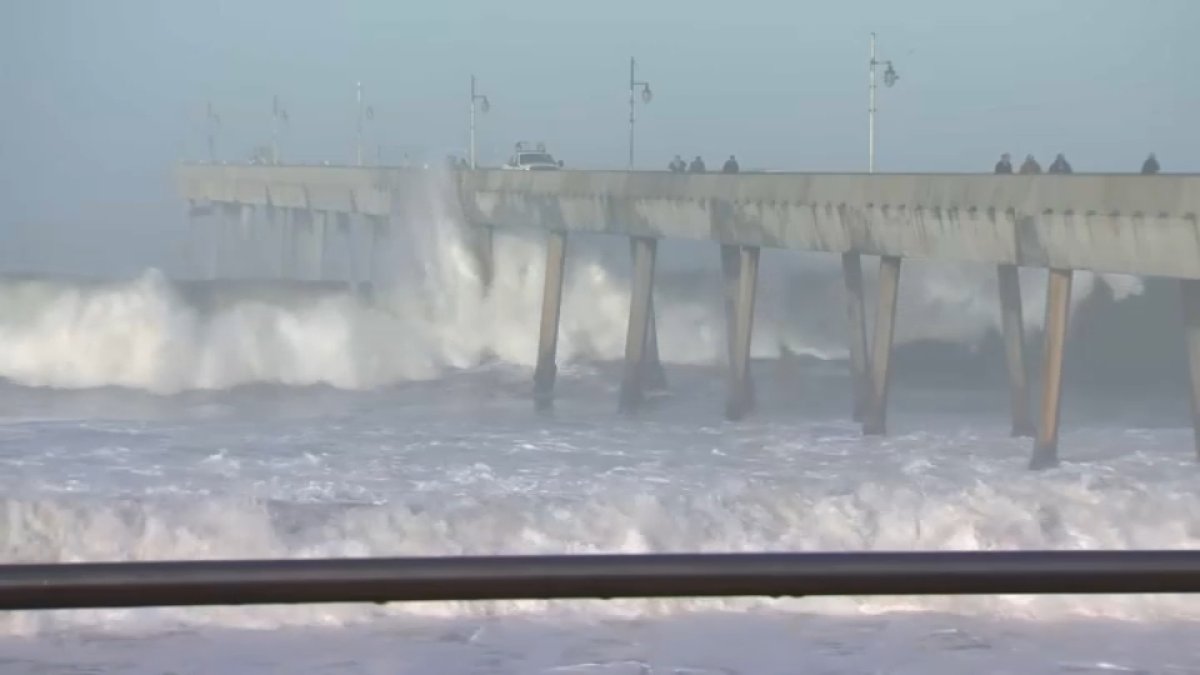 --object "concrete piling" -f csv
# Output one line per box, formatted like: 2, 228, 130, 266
725, 245, 760, 420
722, 245, 756, 413
628, 239, 667, 393
1031, 267, 1073, 470
533, 231, 568, 410
619, 236, 659, 413
863, 255, 901, 436
470, 226, 495, 292
310, 211, 327, 281
362, 215, 382, 298
1181, 279, 1200, 461
337, 212, 358, 292
841, 252, 870, 422
239, 204, 255, 278
998, 264, 1034, 437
